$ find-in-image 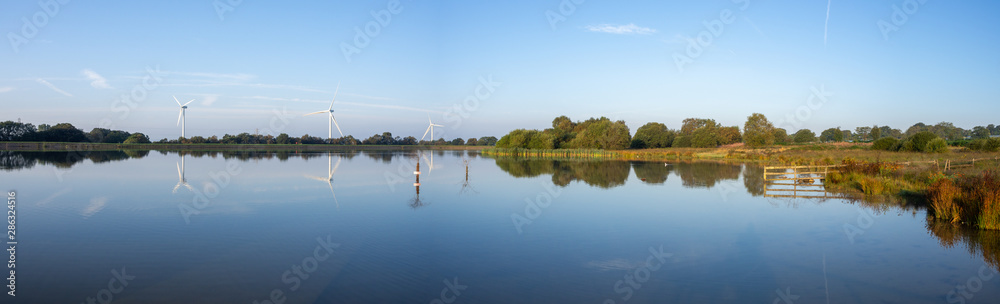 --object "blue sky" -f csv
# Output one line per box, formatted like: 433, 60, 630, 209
2, 0, 998, 140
